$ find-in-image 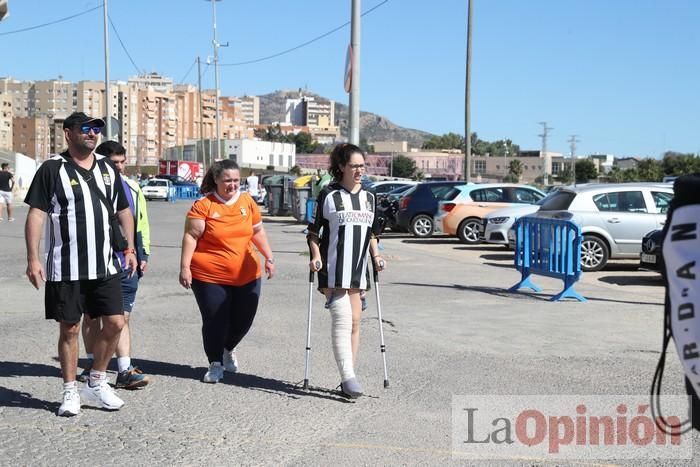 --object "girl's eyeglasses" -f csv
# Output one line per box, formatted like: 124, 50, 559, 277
348, 164, 365, 170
